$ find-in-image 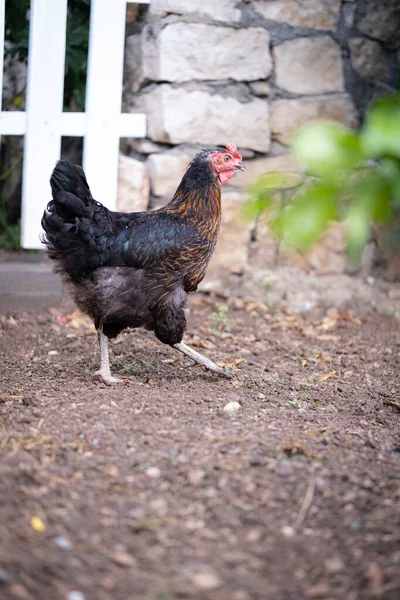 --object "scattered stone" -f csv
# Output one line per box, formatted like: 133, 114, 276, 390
149, 497, 168, 516
274, 37, 344, 95
188, 469, 206, 486
253, 0, 341, 31
306, 582, 330, 598
112, 550, 136, 567
191, 570, 222, 590
7, 584, 29, 599
149, 0, 242, 22
281, 525, 296, 537
145, 466, 161, 479
246, 528, 263, 543
48, 350, 59, 356
104, 465, 120, 479
137, 85, 270, 152
271, 94, 358, 145
223, 401, 241, 416
144, 23, 272, 83
324, 556, 345, 574
54, 536, 73, 551
117, 154, 149, 213
348, 38, 390, 82
67, 592, 86, 600
0, 568, 10, 583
